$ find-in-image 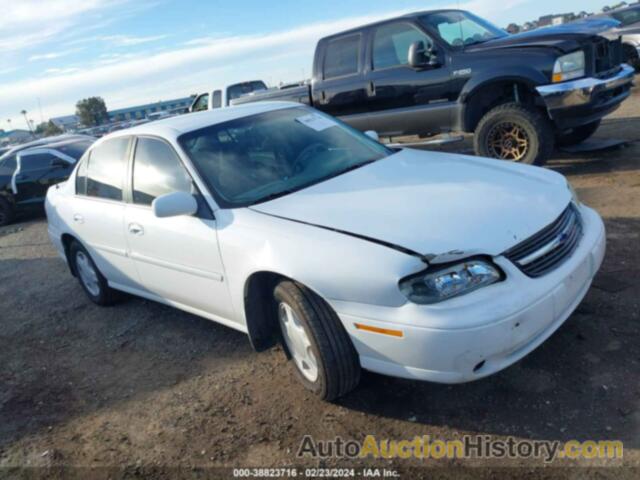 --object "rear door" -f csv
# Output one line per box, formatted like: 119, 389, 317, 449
314, 33, 371, 130
364, 21, 452, 136
72, 137, 139, 288
123, 136, 234, 320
